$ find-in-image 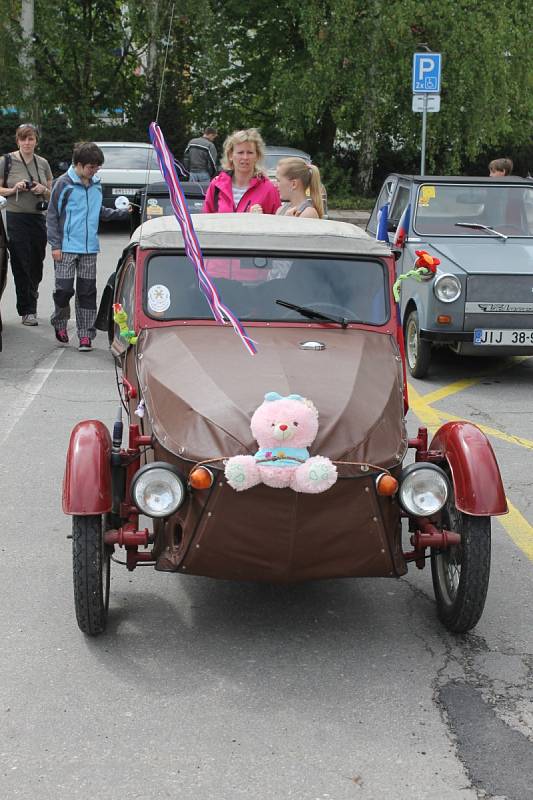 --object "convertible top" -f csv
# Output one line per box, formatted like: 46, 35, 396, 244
130, 214, 391, 257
